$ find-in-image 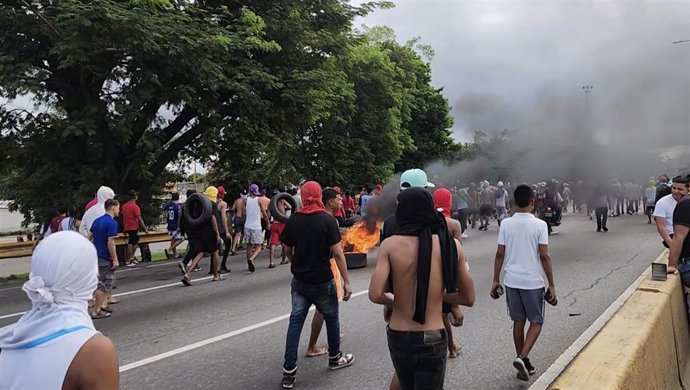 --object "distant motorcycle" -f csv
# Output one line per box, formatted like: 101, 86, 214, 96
538, 205, 559, 235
